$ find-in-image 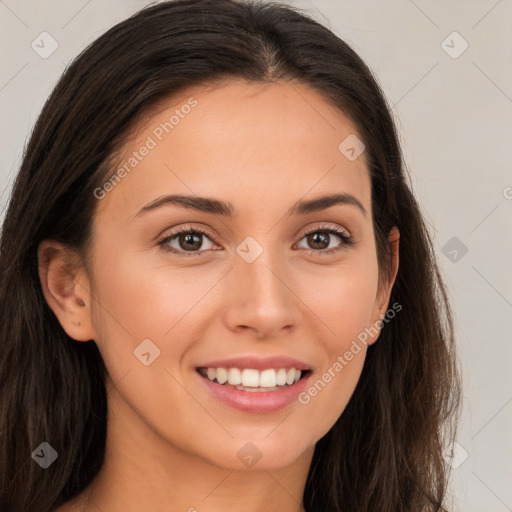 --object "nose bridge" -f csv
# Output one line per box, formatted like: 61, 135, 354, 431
239, 247, 282, 296
223, 240, 300, 337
